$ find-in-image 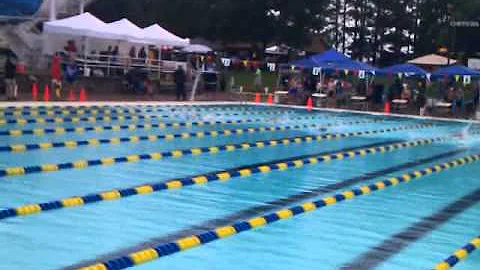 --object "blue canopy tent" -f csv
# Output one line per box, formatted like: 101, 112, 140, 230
0, 0, 43, 17
431, 65, 480, 80
283, 49, 377, 74
429, 65, 480, 114
378, 63, 428, 78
